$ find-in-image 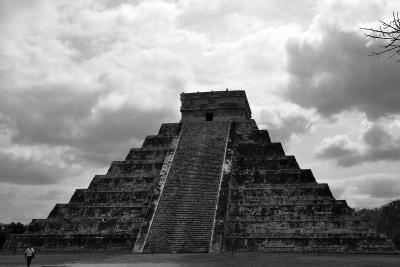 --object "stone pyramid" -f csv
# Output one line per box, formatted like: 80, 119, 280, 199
6, 90, 397, 253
